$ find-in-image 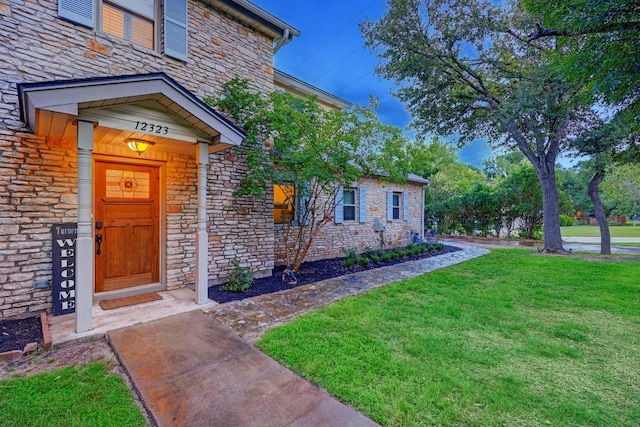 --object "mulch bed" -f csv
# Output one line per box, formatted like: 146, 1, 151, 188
208, 244, 461, 303
0, 316, 43, 354
0, 245, 461, 354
